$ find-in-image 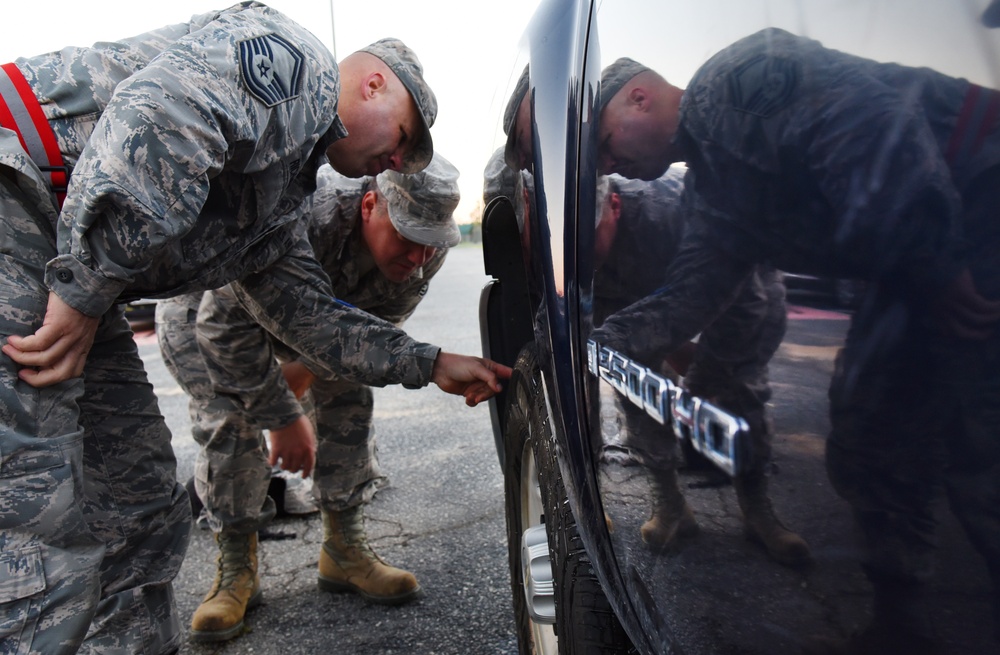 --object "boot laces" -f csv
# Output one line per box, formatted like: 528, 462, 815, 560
334, 506, 380, 563
217, 533, 253, 588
